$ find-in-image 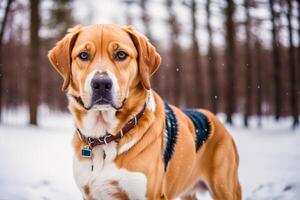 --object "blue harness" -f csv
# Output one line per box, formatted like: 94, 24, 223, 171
163, 102, 178, 171
183, 109, 211, 151
163, 102, 210, 170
